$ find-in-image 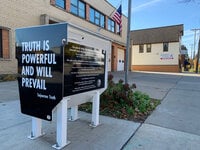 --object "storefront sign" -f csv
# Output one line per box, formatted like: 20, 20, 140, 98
160, 53, 174, 60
